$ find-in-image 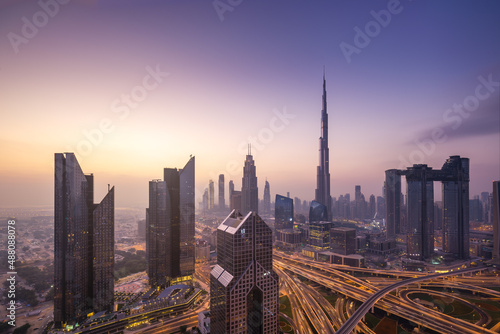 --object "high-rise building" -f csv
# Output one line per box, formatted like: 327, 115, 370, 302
493, 181, 500, 261
385, 169, 401, 240
241, 146, 258, 214
368, 195, 376, 220
275, 194, 294, 230
208, 179, 215, 210
219, 174, 225, 210
330, 227, 356, 255
202, 188, 209, 212
54, 153, 114, 328
230, 190, 242, 213
406, 165, 434, 260
210, 210, 278, 333
386, 155, 470, 260
147, 157, 195, 288
263, 180, 271, 214
441, 156, 469, 260
229, 180, 234, 199
315, 74, 332, 220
